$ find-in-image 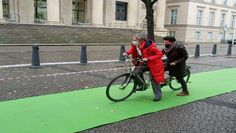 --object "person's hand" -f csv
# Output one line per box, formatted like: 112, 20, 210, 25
143, 58, 148, 62
123, 52, 128, 57
170, 62, 176, 66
